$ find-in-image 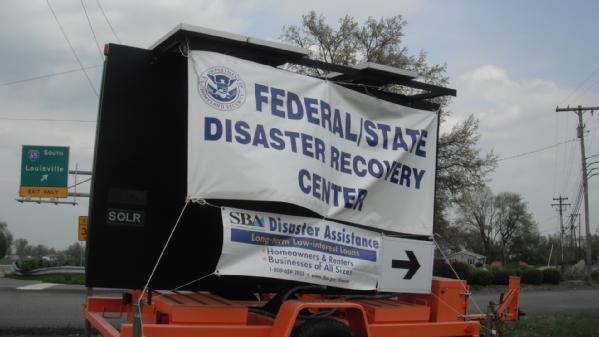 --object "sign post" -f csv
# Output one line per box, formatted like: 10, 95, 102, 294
19, 145, 69, 198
